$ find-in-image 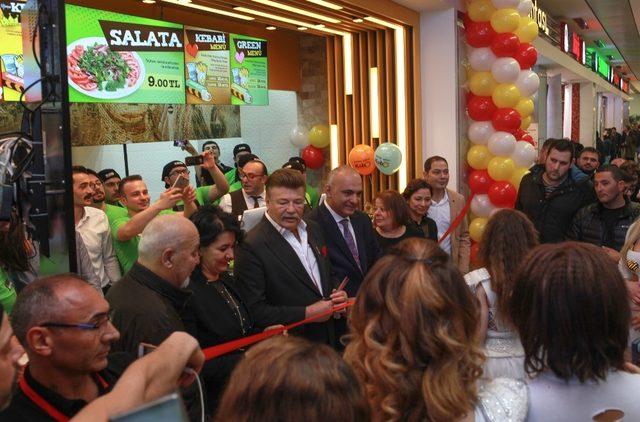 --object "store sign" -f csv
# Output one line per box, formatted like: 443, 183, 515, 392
229, 34, 268, 106
65, 4, 186, 104
529, 0, 549, 36
0, 0, 26, 102
183, 27, 231, 105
